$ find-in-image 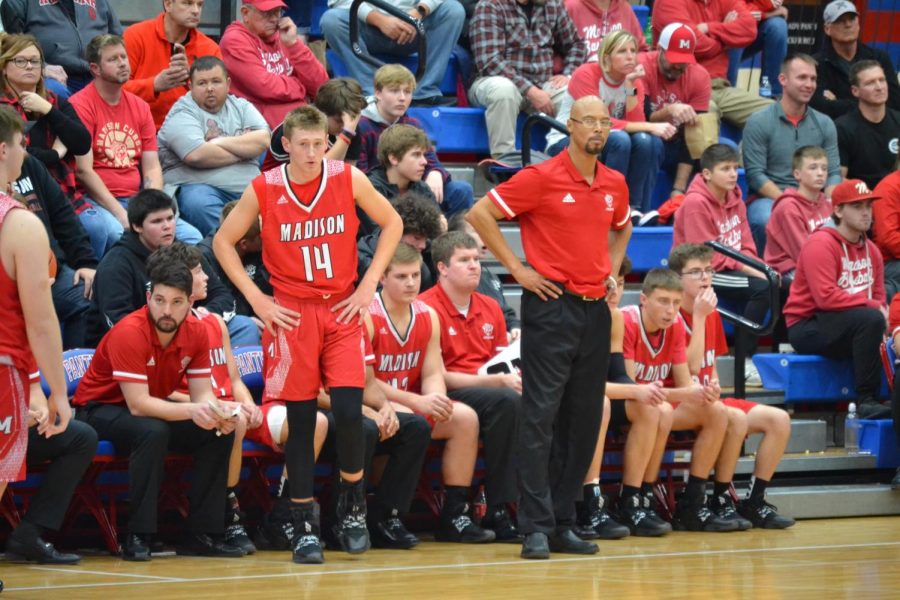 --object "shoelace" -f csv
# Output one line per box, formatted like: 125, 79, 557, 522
385, 517, 405, 530
225, 523, 249, 537
451, 514, 475, 533
293, 534, 320, 552
715, 495, 739, 517
342, 513, 368, 530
